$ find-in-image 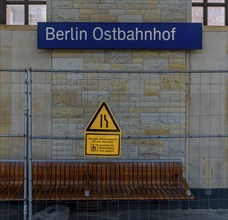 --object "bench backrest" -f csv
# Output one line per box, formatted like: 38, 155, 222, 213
85, 161, 183, 185
0, 161, 24, 184
0, 160, 183, 186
